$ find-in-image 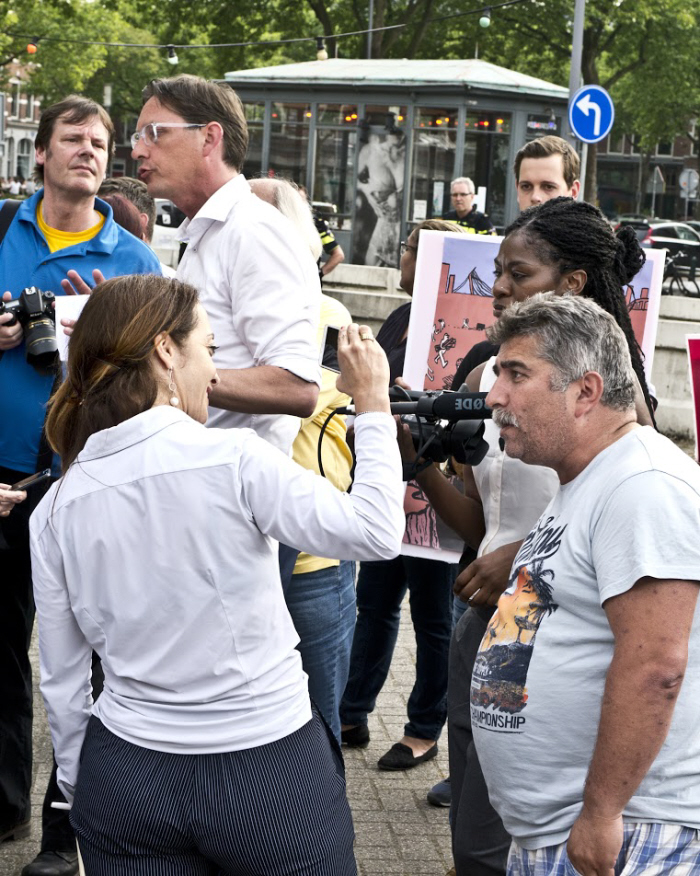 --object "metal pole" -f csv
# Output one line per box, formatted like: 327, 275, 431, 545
568, 0, 586, 116
568, 0, 586, 198
367, 0, 374, 59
